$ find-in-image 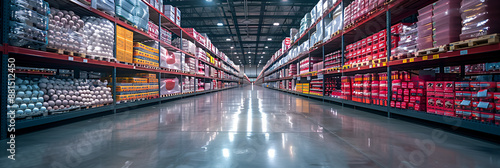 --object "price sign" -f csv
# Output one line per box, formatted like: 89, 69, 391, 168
422, 56, 428, 60
460, 50, 468, 55
409, 58, 414, 62
403, 59, 407, 63
83, 59, 88, 63
383, 62, 387, 66
317, 73, 324, 79
433, 54, 439, 59
68, 56, 74, 61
